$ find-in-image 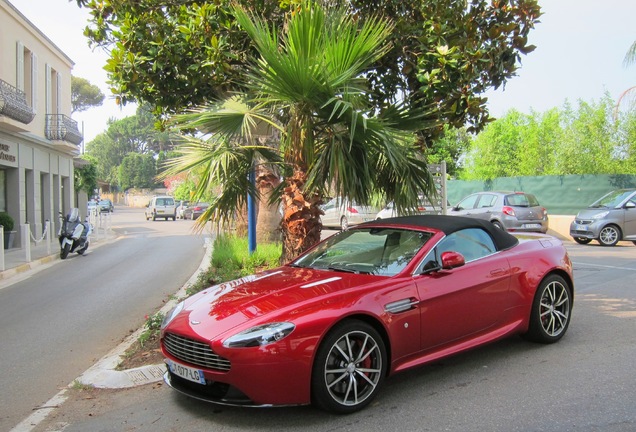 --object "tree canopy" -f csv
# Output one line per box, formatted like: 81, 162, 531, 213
461, 95, 636, 180
85, 105, 179, 188
165, 1, 441, 260
71, 76, 105, 113
75, 0, 541, 139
